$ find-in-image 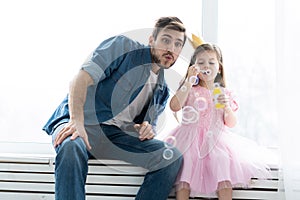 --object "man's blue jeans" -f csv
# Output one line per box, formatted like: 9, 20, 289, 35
52, 123, 183, 200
